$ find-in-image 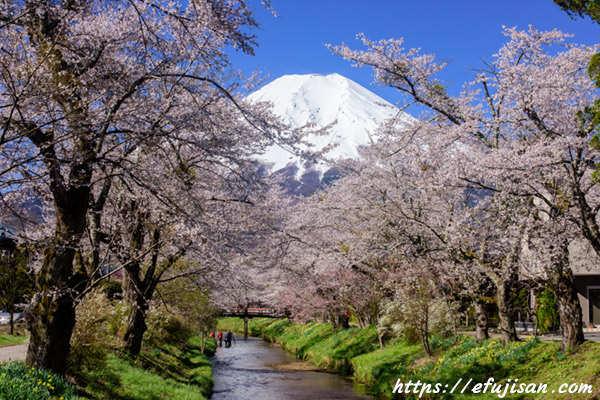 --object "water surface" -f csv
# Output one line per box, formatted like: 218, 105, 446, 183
211, 336, 374, 400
